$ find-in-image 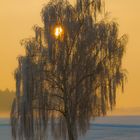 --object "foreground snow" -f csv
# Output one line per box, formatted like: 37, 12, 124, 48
0, 116, 140, 140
